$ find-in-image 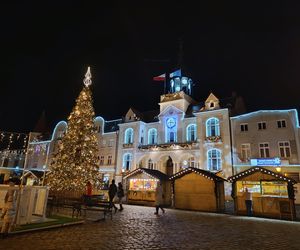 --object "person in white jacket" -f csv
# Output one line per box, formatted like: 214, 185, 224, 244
154, 181, 165, 215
